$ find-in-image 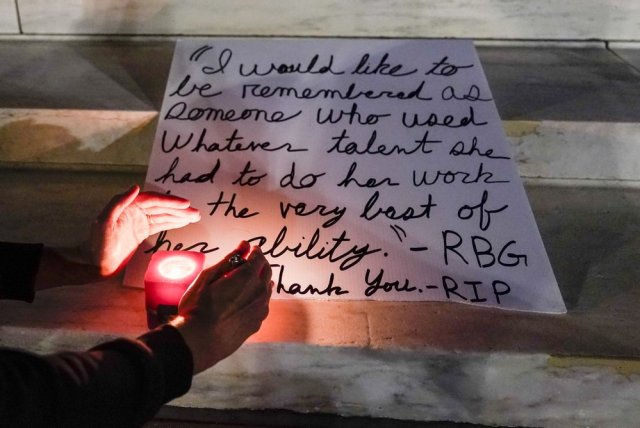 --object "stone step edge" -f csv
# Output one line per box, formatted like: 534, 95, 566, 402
4, 323, 640, 368
1, 108, 639, 183
4, 324, 636, 426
